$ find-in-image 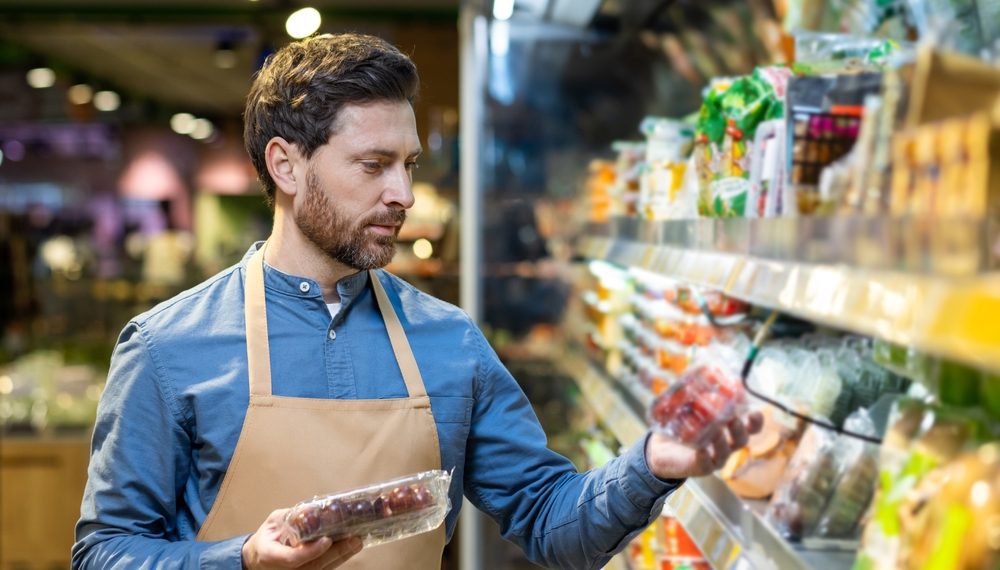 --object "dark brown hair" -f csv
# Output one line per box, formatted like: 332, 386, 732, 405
243, 33, 419, 207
